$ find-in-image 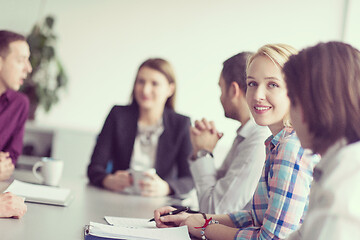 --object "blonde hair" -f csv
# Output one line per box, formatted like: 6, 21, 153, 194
246, 44, 298, 127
